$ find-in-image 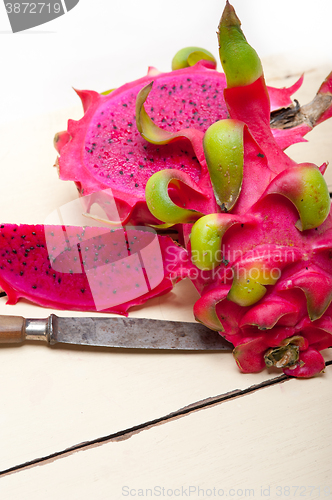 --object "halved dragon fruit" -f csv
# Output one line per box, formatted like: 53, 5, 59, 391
54, 43, 315, 226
